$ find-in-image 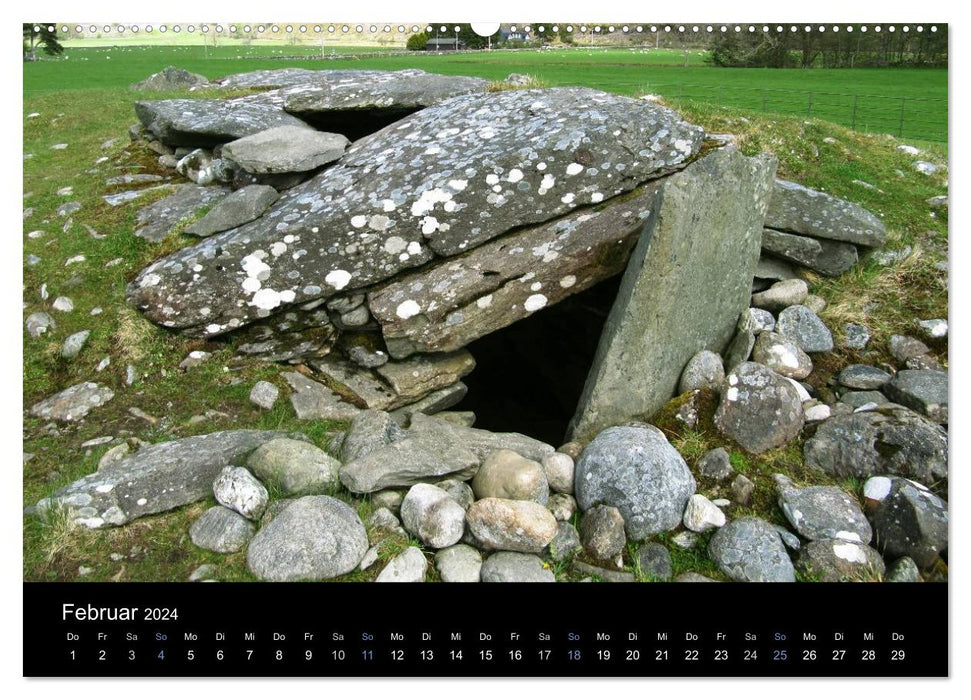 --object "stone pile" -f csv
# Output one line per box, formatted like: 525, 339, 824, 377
34, 403, 946, 582
27, 67, 946, 584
